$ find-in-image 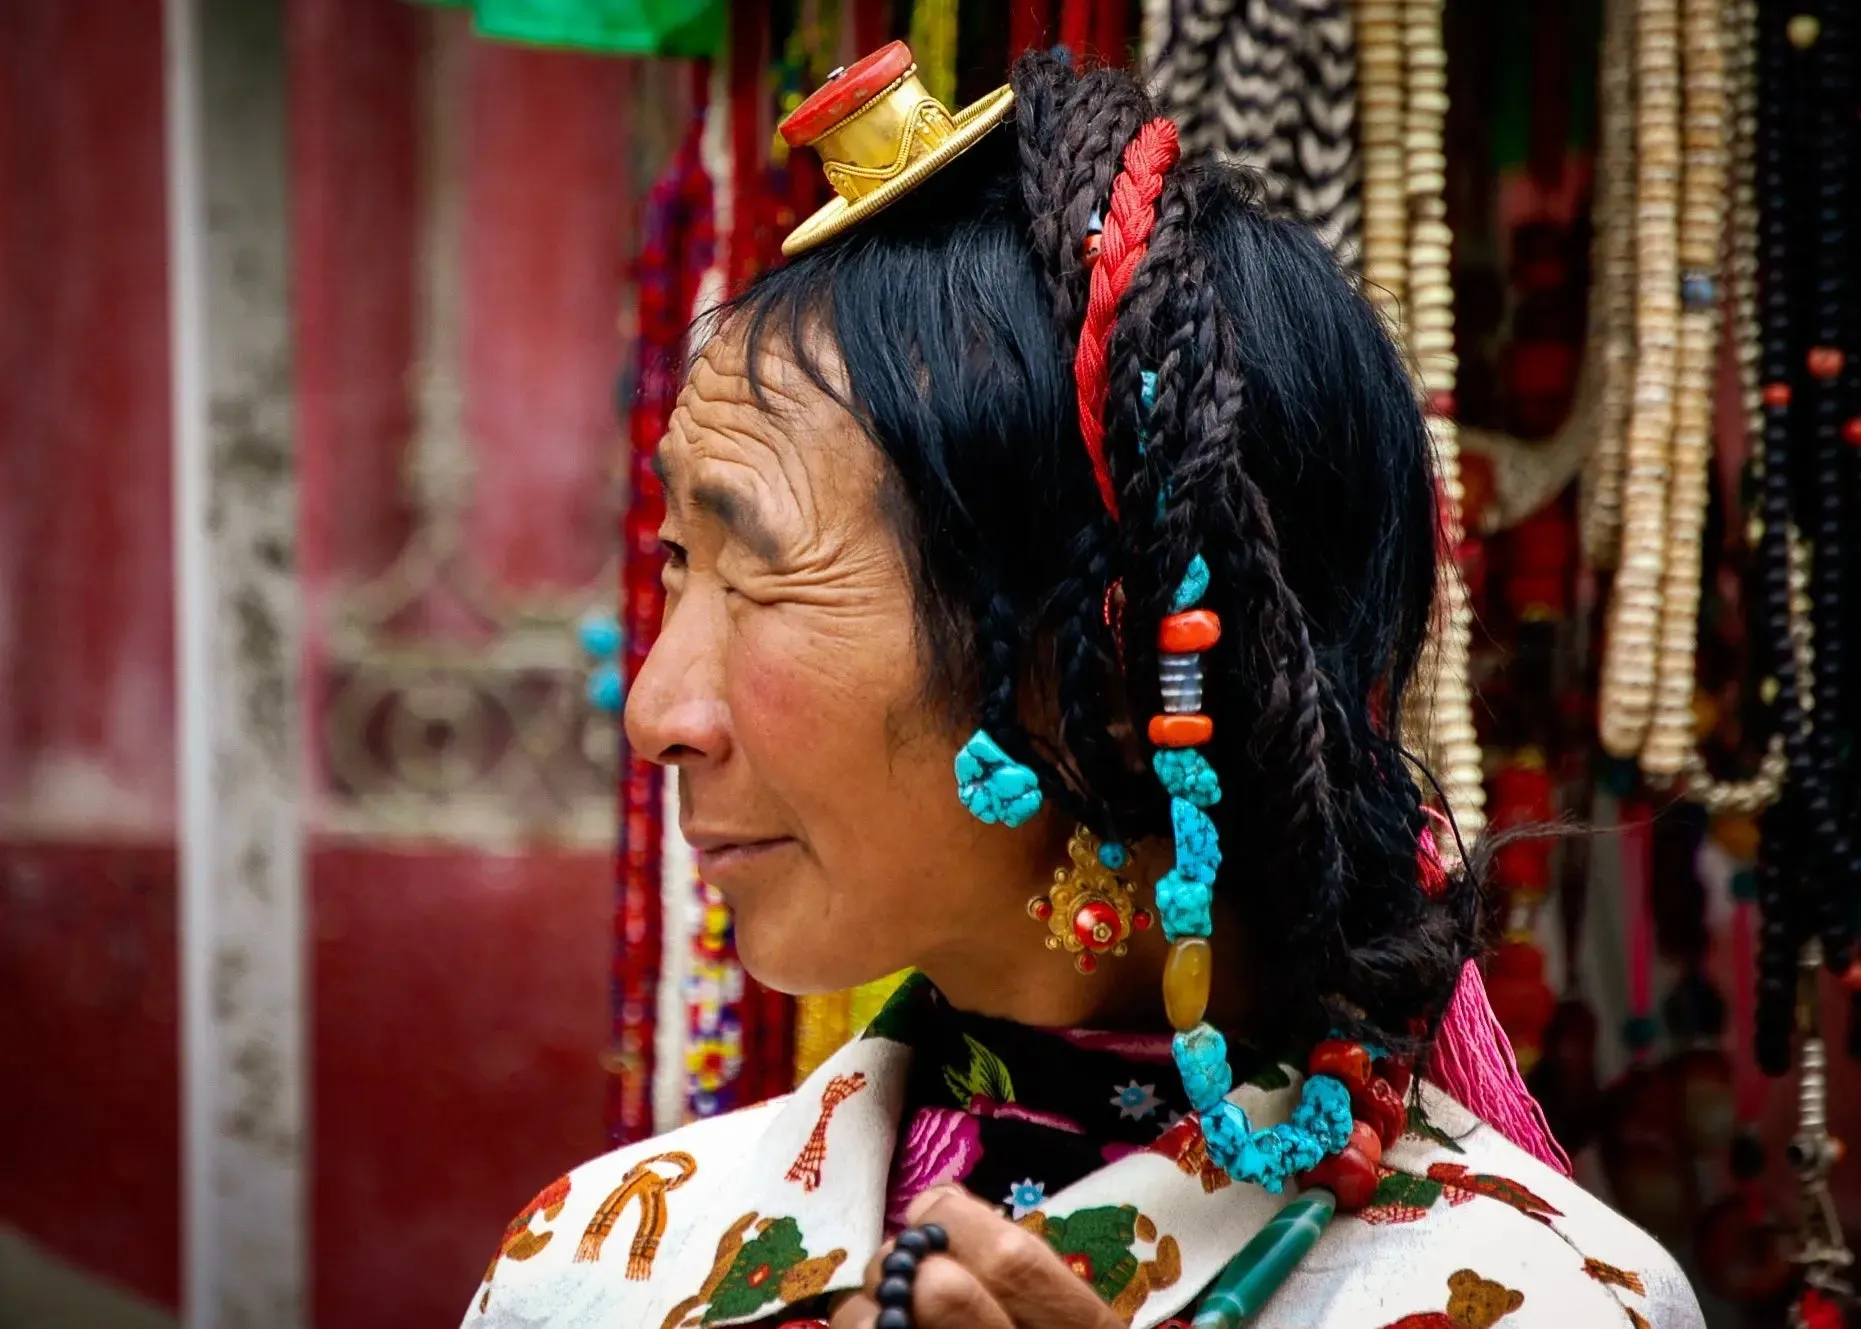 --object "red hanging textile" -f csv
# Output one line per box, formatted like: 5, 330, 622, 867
1059, 0, 1090, 60
728, 0, 770, 295
608, 61, 716, 1148
1013, 0, 1056, 58
1057, 0, 1125, 66
718, 0, 800, 1098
